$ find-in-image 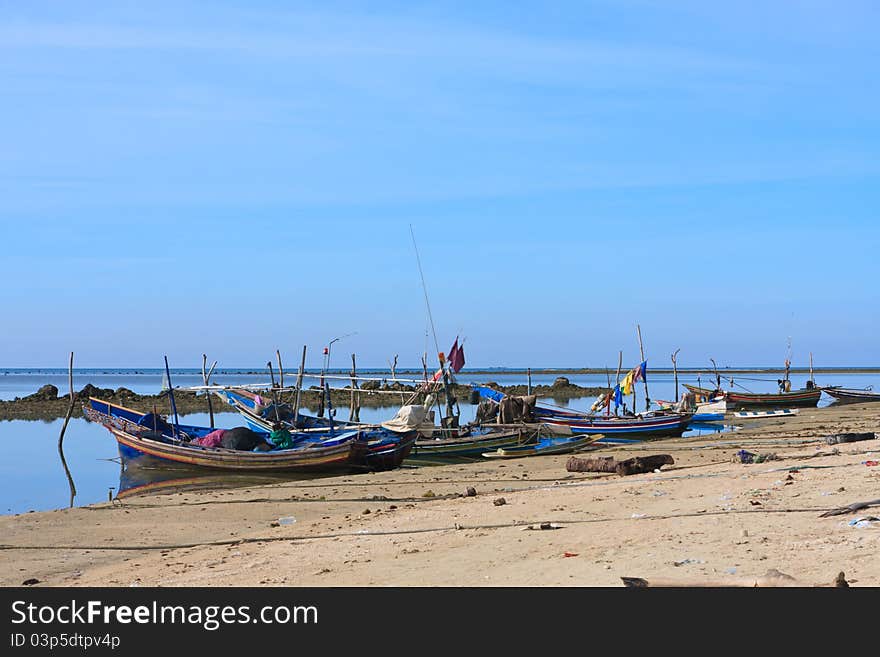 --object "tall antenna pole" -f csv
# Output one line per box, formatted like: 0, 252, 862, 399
410, 224, 441, 358
410, 224, 456, 427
